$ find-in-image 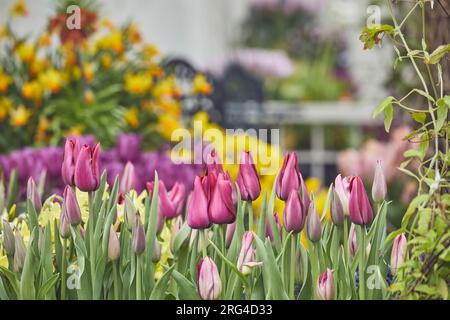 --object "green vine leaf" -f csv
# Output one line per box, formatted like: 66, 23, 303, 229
384, 104, 394, 133
359, 24, 395, 49
426, 44, 450, 64
373, 96, 395, 118
436, 97, 449, 132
